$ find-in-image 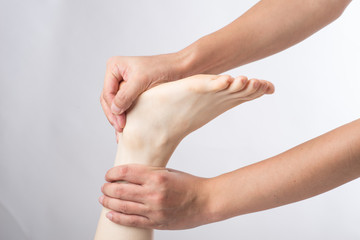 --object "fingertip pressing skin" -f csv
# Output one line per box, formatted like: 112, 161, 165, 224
100, 93, 116, 126
112, 80, 146, 115
107, 211, 151, 229
105, 165, 149, 184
